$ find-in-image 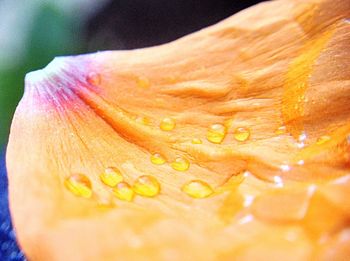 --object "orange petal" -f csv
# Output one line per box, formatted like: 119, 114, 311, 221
6, 0, 350, 260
